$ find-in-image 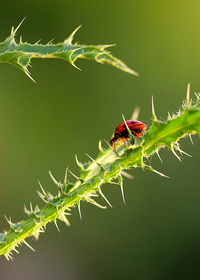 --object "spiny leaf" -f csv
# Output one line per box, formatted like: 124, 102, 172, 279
0, 85, 200, 260
0, 20, 138, 82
